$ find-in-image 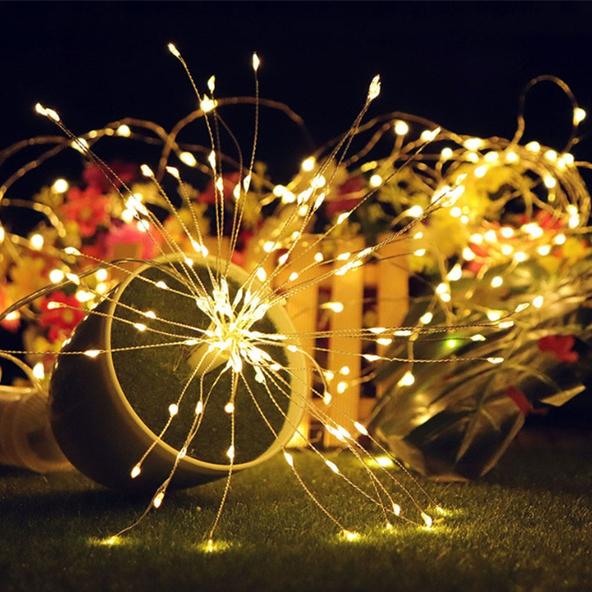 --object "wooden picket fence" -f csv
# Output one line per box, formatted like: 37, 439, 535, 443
244, 234, 409, 447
